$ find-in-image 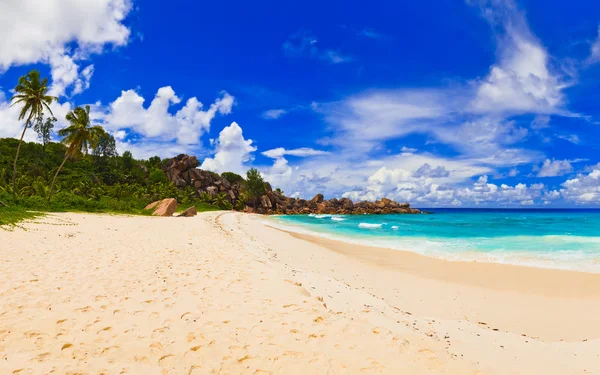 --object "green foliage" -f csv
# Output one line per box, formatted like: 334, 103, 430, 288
149, 169, 168, 183
92, 131, 118, 163
48, 105, 107, 202
122, 150, 134, 170
221, 171, 245, 185
0, 205, 44, 228
33, 114, 55, 150
10, 69, 58, 199
0, 137, 234, 218
275, 187, 283, 194
245, 168, 266, 205
146, 156, 162, 170
235, 192, 248, 211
